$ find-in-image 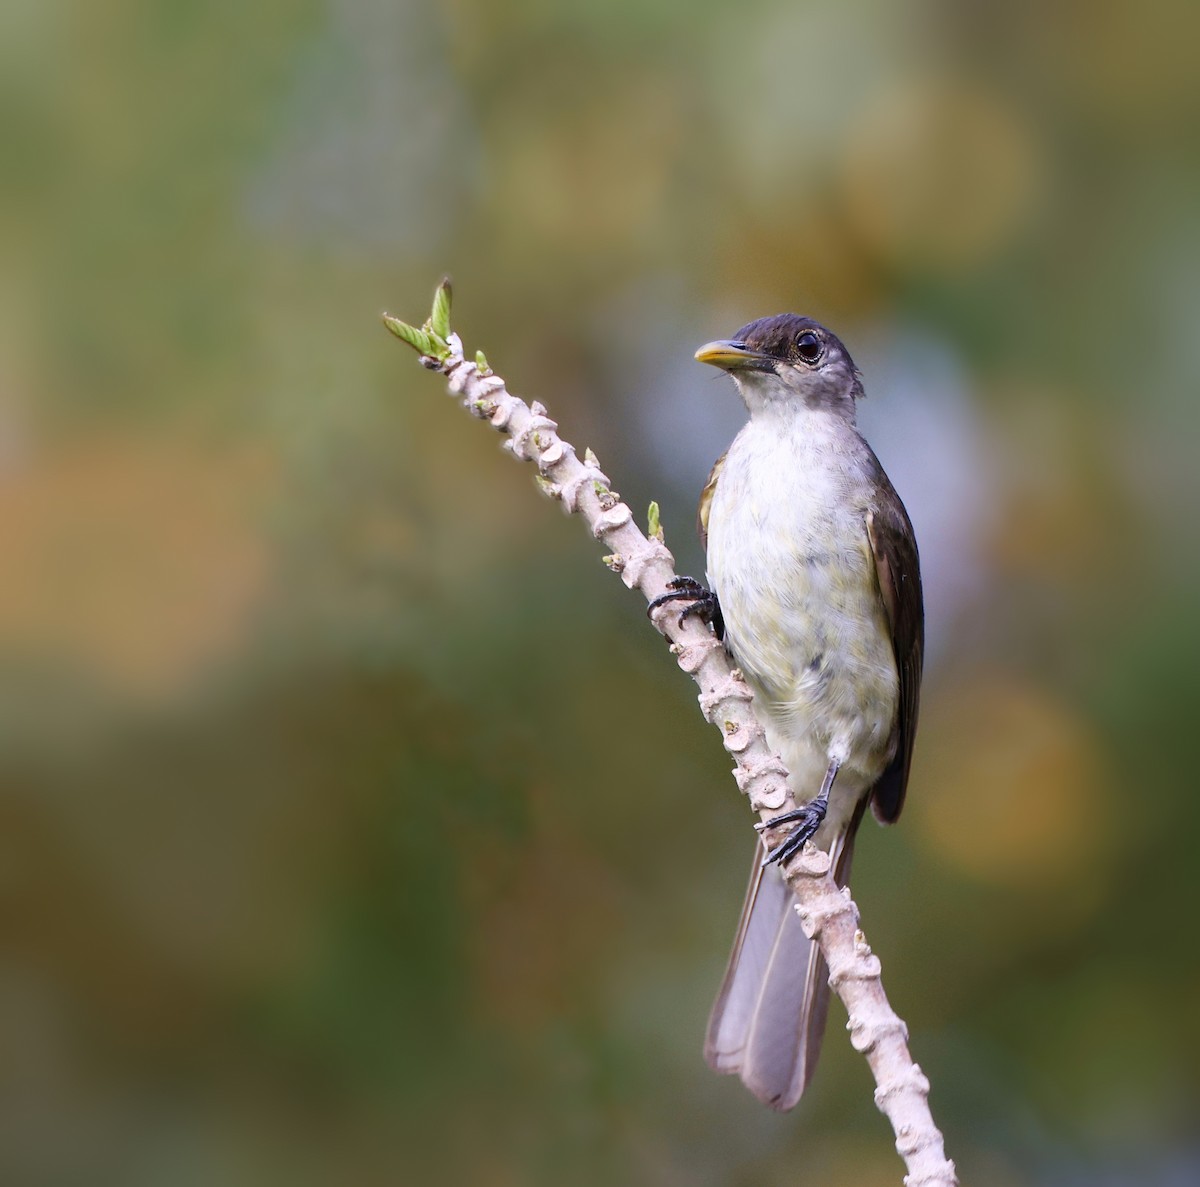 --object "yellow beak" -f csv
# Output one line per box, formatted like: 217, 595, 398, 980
694, 340, 774, 372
